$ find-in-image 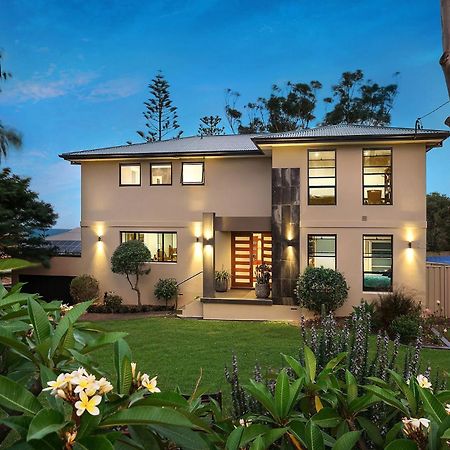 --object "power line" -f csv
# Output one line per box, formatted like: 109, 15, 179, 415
415, 99, 450, 132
